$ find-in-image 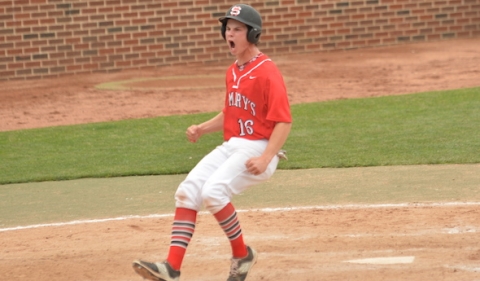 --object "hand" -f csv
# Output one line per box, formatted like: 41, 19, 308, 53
245, 156, 270, 175
186, 125, 201, 143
